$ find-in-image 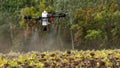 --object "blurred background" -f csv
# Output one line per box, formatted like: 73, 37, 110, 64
0, 0, 120, 53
